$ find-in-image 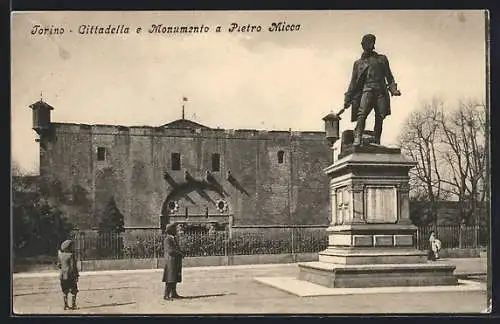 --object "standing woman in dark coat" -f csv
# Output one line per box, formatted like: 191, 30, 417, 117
162, 223, 184, 300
